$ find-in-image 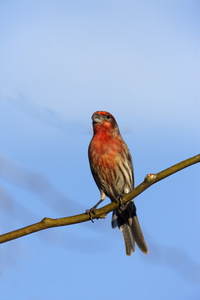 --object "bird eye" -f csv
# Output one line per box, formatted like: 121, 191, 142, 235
106, 114, 111, 119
